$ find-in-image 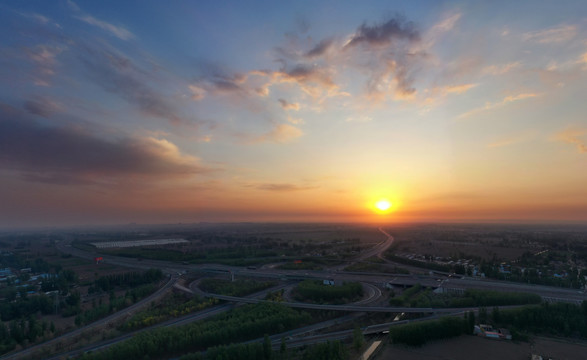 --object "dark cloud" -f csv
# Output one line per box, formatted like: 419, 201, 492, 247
192, 60, 246, 94
23, 96, 62, 117
340, 16, 424, 99
0, 104, 207, 184
211, 78, 242, 93
345, 16, 419, 49
277, 98, 300, 111
285, 65, 335, 87
79, 46, 185, 124
305, 38, 334, 58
